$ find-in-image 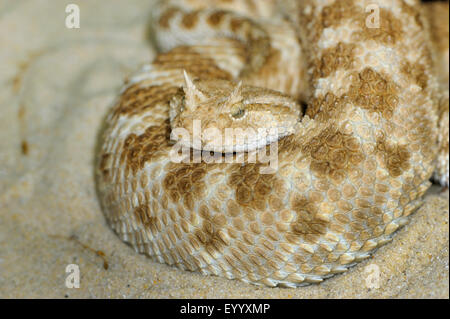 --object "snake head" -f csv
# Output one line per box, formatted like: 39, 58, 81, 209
169, 71, 301, 153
